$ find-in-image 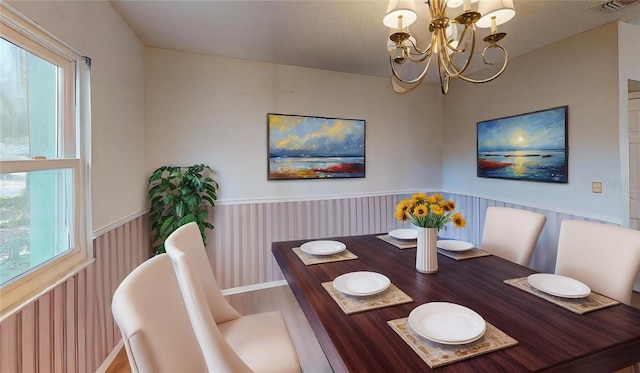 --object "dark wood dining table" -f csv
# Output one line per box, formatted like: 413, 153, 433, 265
272, 234, 640, 372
